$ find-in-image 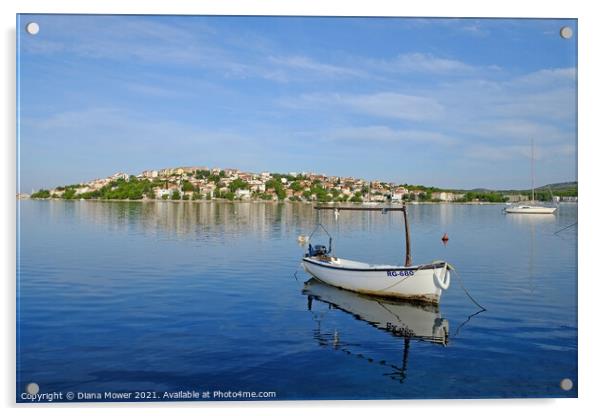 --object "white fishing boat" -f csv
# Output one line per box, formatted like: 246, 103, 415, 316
302, 257, 449, 304
504, 139, 557, 215
302, 206, 451, 304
